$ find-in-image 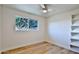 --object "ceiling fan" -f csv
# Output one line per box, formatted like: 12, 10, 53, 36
40, 4, 52, 13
